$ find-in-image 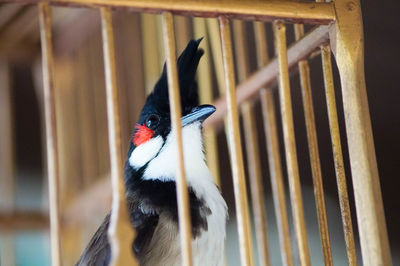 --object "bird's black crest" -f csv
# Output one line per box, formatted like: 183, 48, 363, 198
142, 38, 204, 118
